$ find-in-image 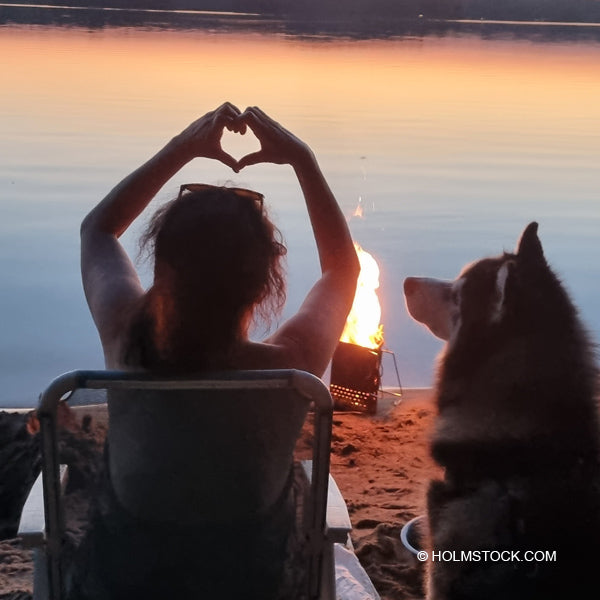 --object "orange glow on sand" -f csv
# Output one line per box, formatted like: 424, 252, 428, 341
340, 244, 384, 350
